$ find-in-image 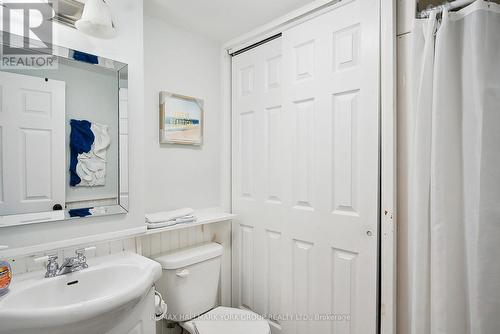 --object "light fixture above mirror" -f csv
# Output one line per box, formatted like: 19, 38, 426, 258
51, 0, 116, 39
75, 0, 116, 39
